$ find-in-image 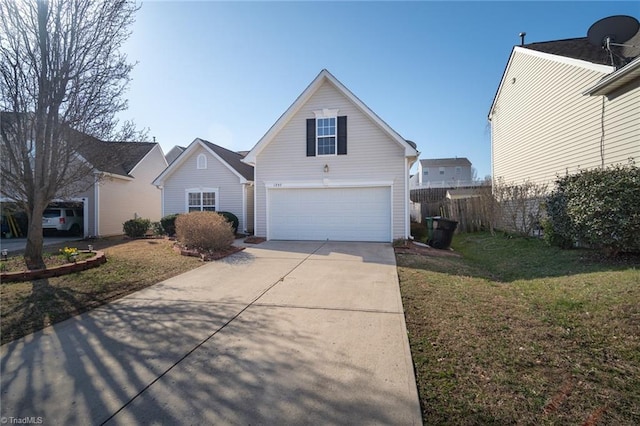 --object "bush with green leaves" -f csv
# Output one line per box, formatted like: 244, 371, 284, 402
544, 163, 640, 255
175, 211, 234, 251
160, 214, 179, 236
123, 218, 151, 238
218, 211, 239, 234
